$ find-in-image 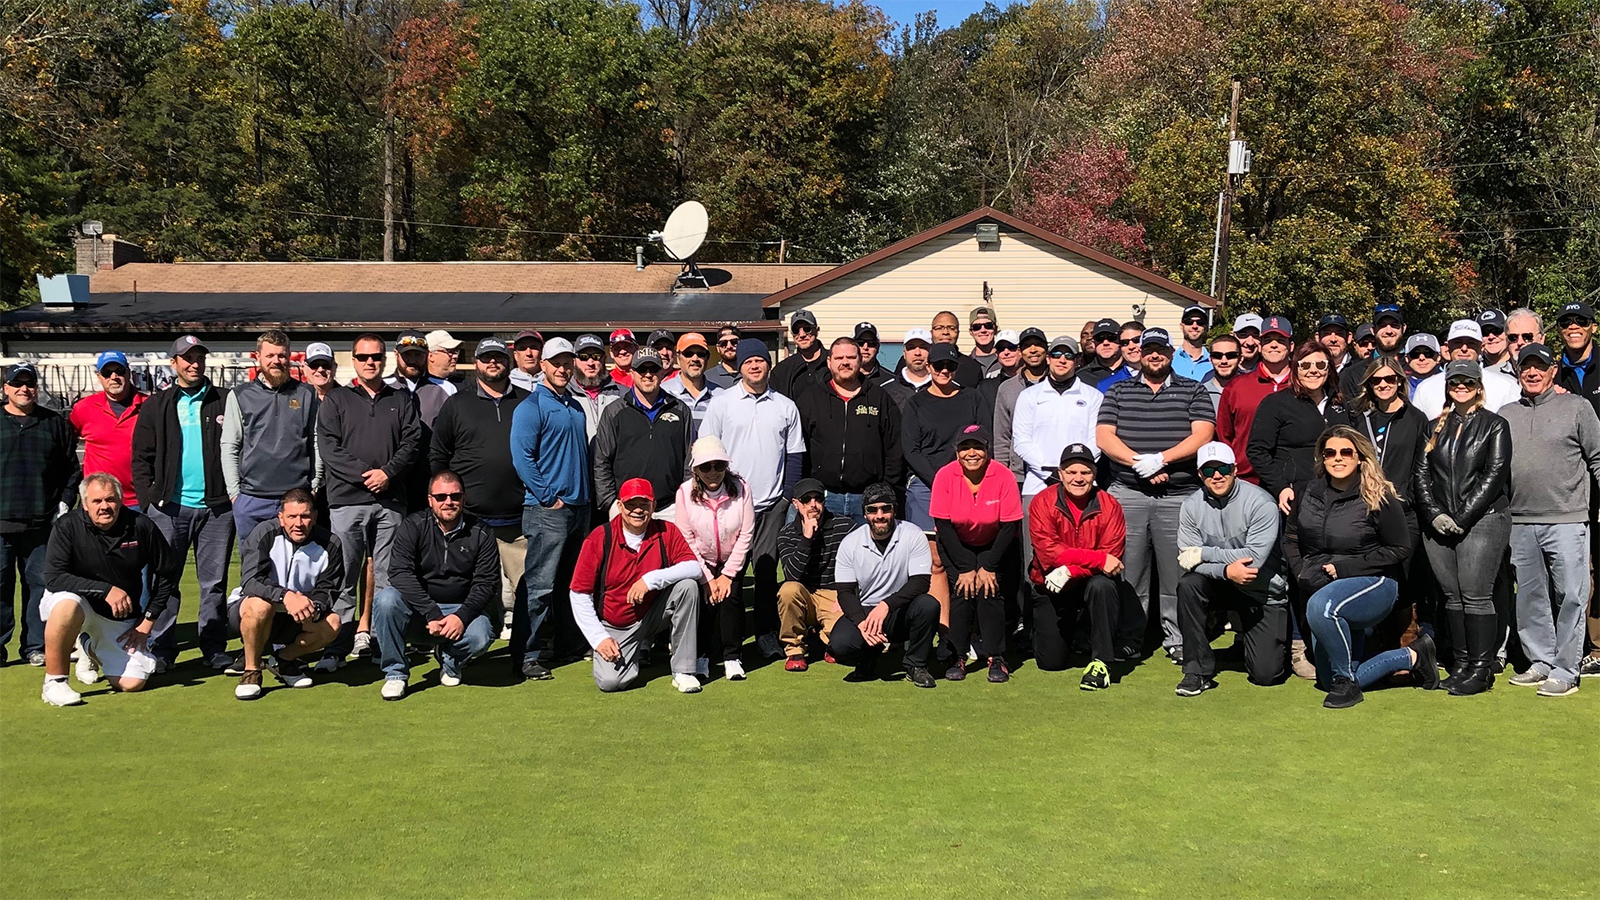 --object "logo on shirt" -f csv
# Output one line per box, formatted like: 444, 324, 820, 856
215, 415, 225, 425
855, 406, 879, 416
118, 541, 139, 550
1074, 400, 1086, 407
660, 412, 681, 422
288, 398, 301, 410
